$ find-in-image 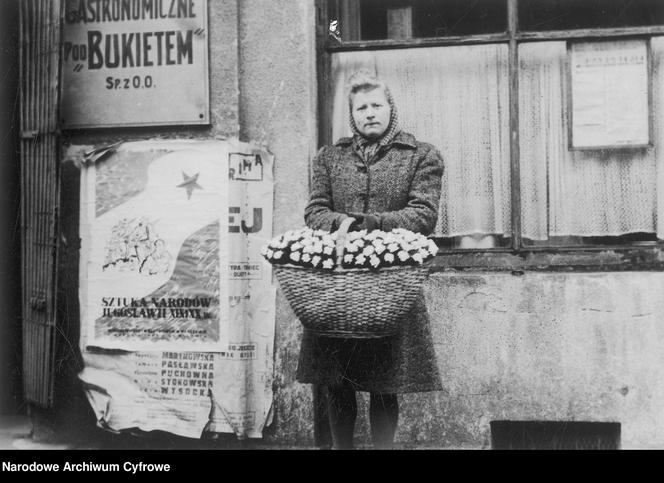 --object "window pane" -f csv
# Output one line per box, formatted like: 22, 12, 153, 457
519, 0, 664, 31
329, 44, 511, 248
519, 40, 664, 247
333, 0, 507, 42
